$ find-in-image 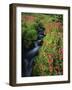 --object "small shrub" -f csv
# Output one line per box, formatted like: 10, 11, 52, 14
22, 22, 37, 48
